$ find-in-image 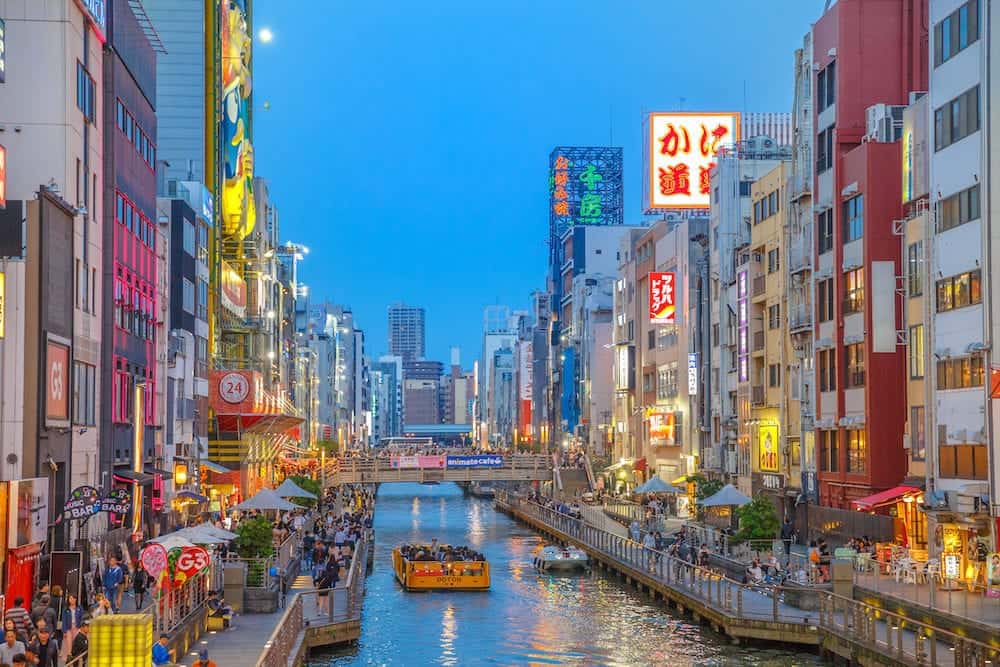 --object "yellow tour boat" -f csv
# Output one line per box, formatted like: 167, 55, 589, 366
392, 543, 490, 591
